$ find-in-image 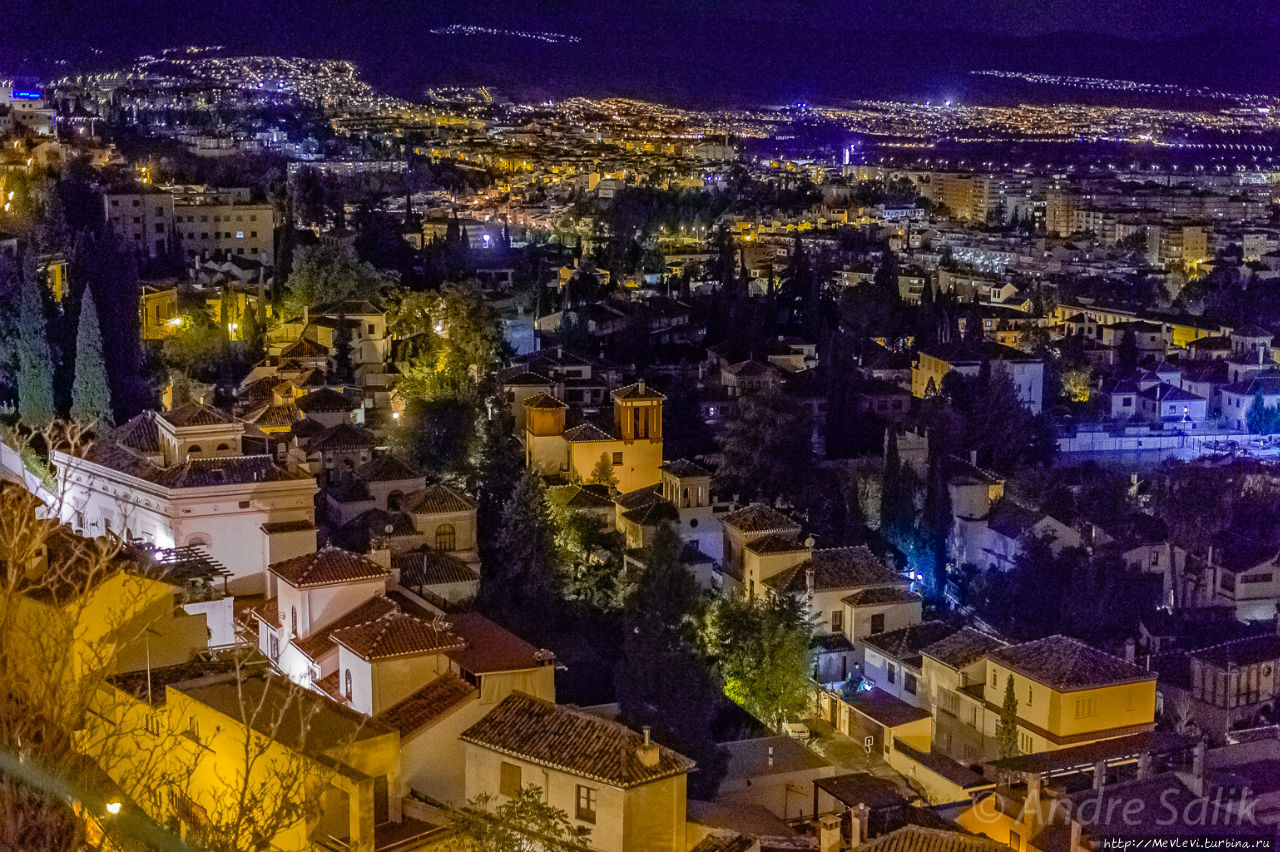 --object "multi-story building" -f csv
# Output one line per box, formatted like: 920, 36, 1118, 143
911, 342, 1045, 413
103, 187, 174, 257
51, 403, 318, 594
172, 188, 277, 265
